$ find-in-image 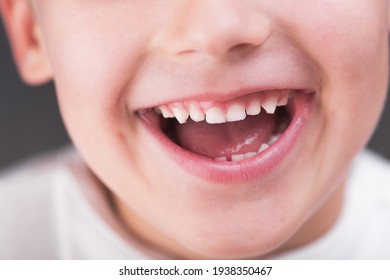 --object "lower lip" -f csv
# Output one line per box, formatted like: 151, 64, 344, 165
138, 92, 314, 184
